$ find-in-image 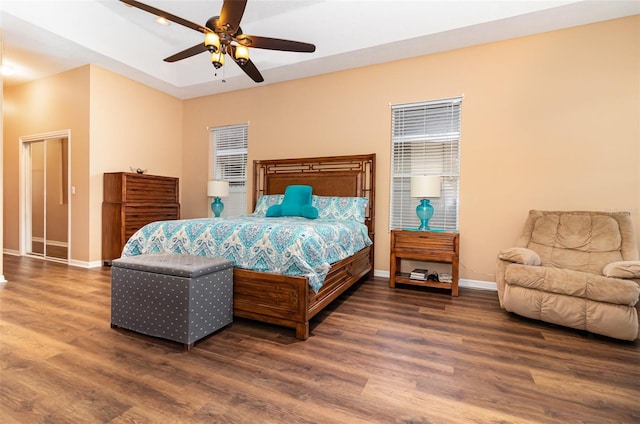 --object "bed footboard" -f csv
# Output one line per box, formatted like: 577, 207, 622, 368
233, 268, 309, 337
232, 246, 372, 340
